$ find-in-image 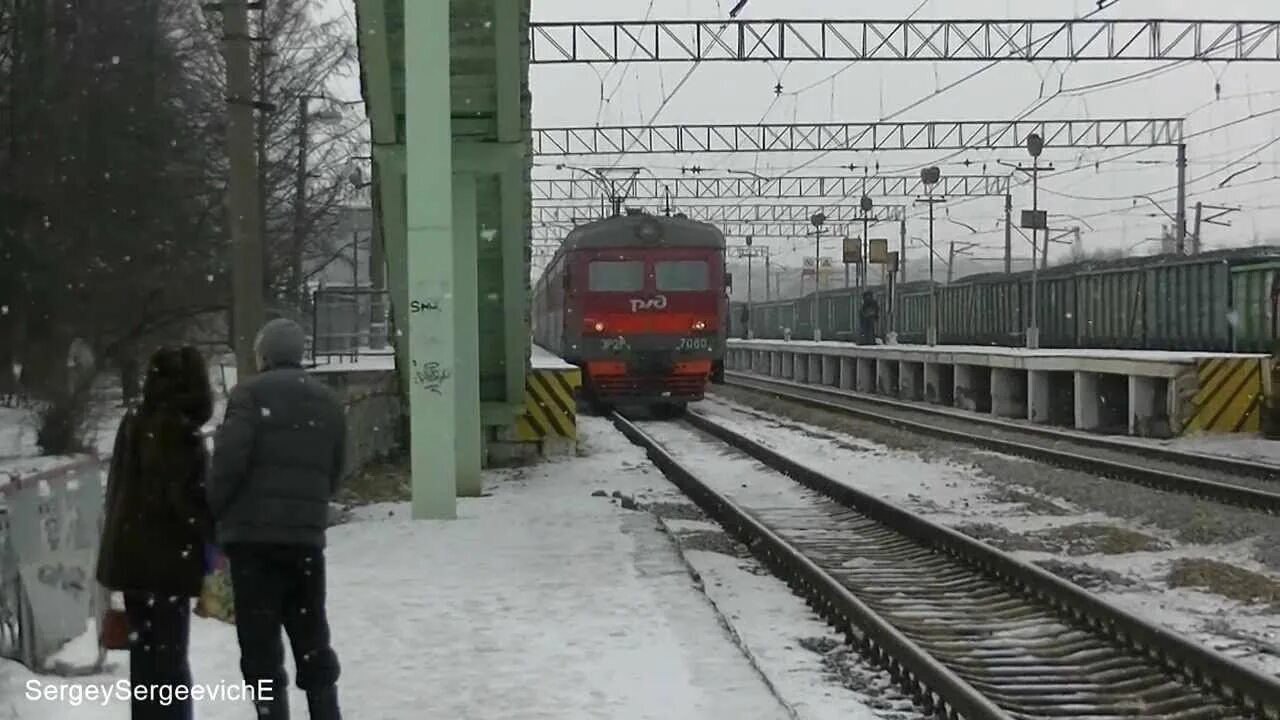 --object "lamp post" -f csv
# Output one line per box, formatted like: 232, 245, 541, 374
858, 195, 873, 288
916, 167, 943, 346
811, 211, 826, 341
746, 235, 754, 338
1022, 133, 1051, 349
